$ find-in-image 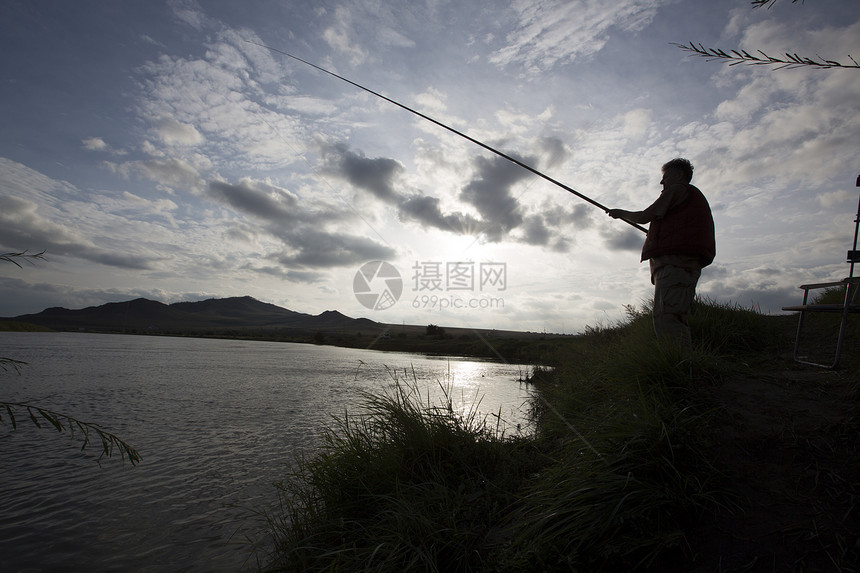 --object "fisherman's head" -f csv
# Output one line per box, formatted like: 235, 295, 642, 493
661, 157, 693, 186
